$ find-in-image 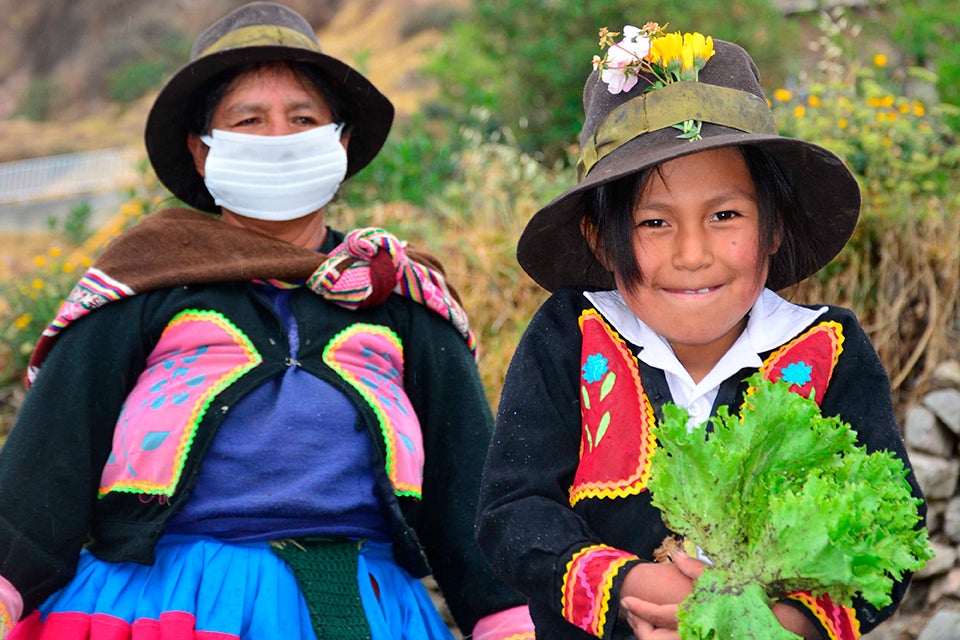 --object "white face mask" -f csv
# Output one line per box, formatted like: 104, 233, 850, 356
200, 123, 348, 221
